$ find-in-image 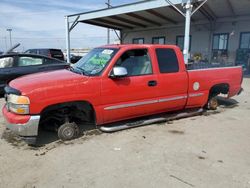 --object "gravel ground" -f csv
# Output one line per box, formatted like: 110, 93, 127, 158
0, 78, 250, 188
